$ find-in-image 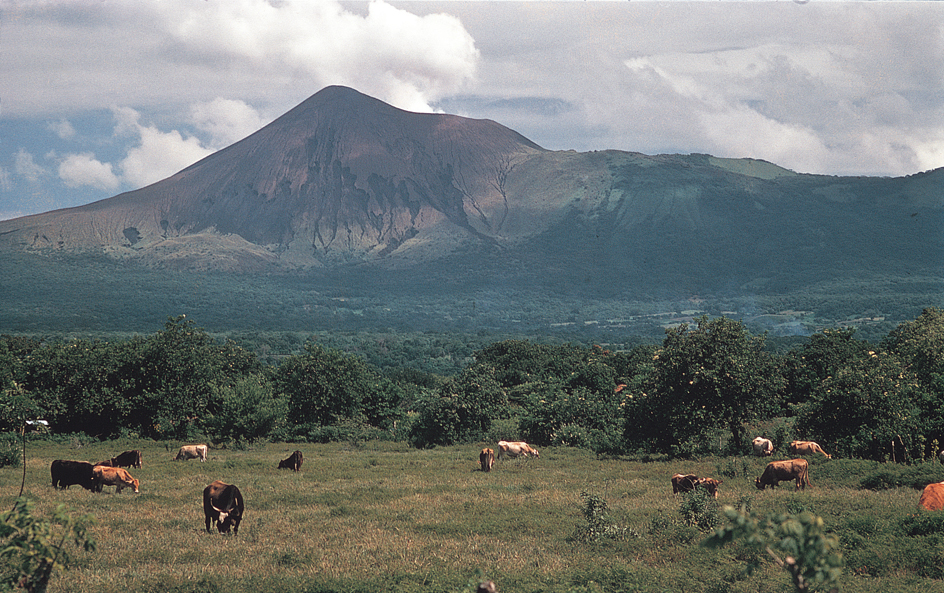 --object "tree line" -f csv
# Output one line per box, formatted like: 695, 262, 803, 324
2, 309, 943, 461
